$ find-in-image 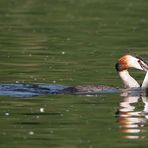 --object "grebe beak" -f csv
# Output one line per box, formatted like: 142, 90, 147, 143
138, 60, 148, 72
